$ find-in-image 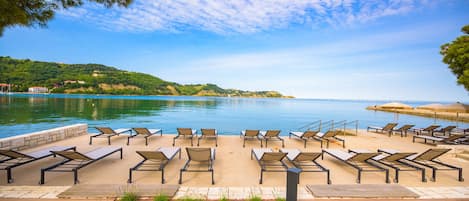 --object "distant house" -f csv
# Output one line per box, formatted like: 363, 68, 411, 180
63, 80, 86, 84
0, 83, 11, 93
28, 86, 48, 93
